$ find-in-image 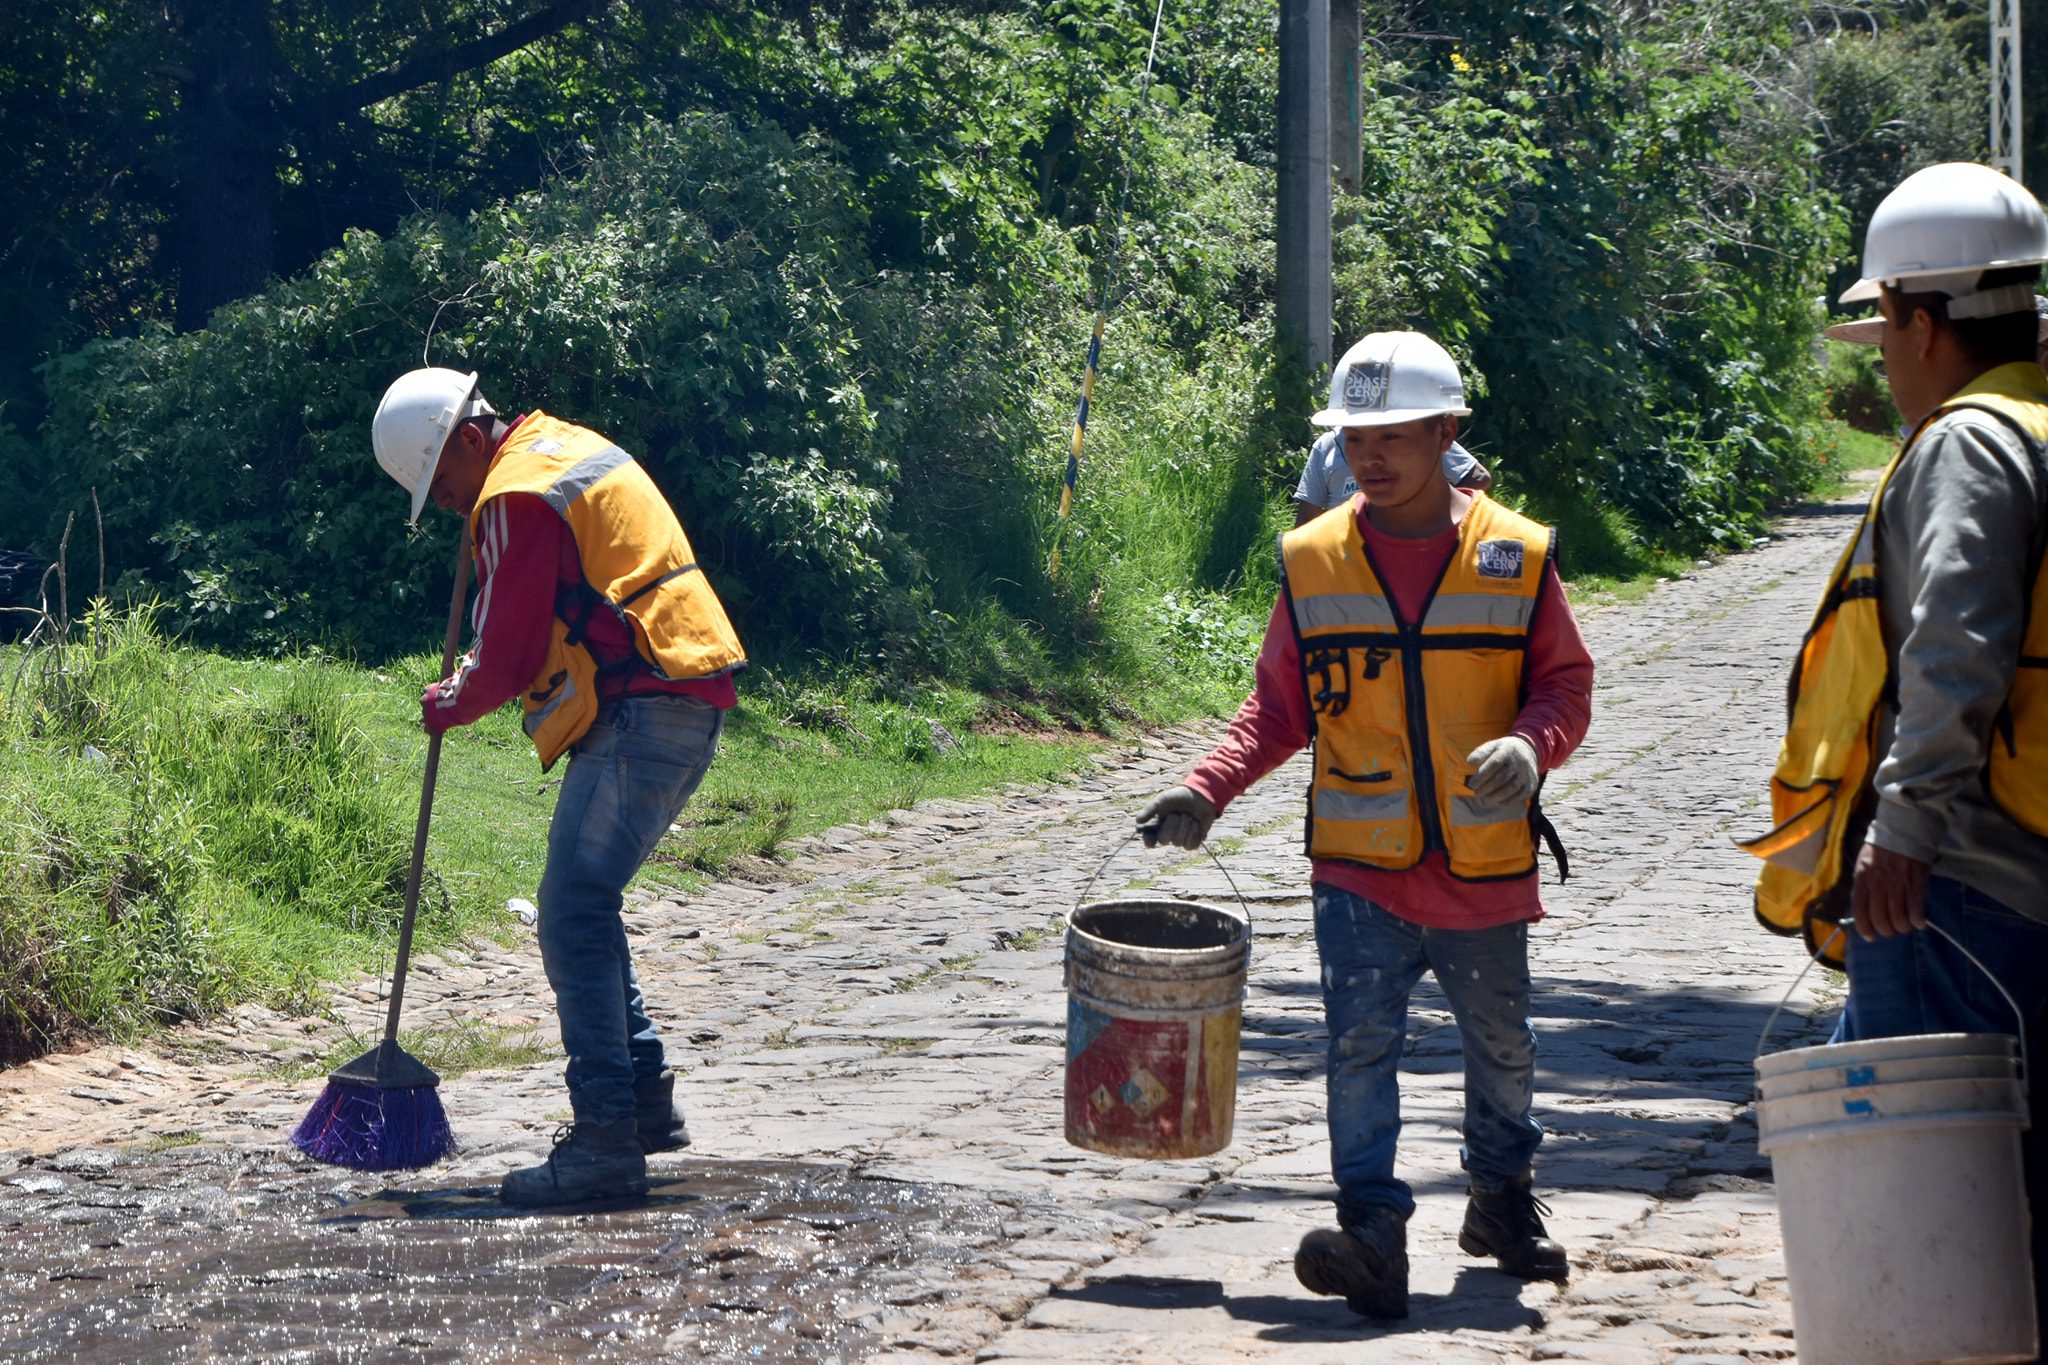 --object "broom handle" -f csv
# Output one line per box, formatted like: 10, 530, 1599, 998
380, 528, 473, 1052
